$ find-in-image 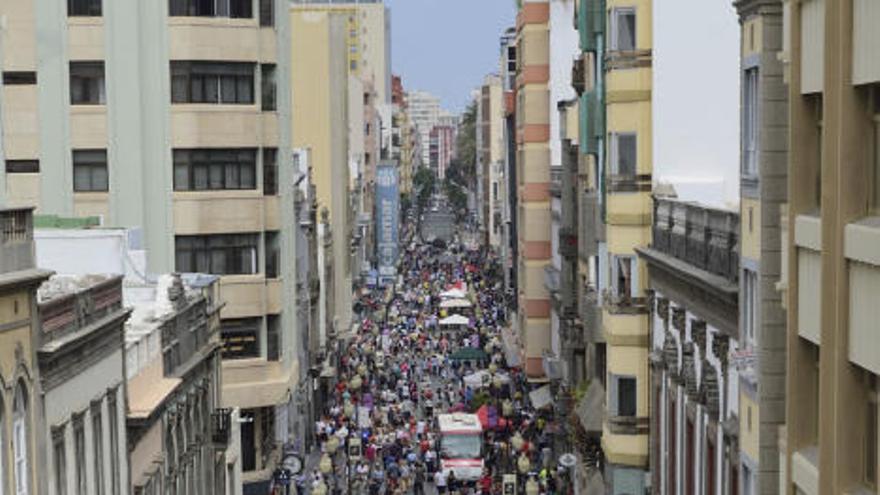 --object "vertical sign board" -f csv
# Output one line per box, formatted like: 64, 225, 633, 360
375, 163, 399, 283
